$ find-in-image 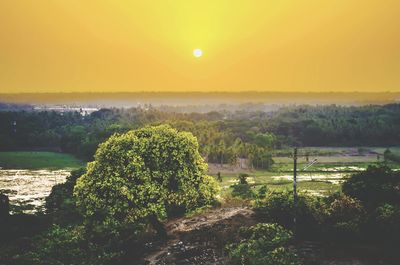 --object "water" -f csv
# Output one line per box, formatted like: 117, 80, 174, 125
0, 169, 70, 213
271, 173, 348, 185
